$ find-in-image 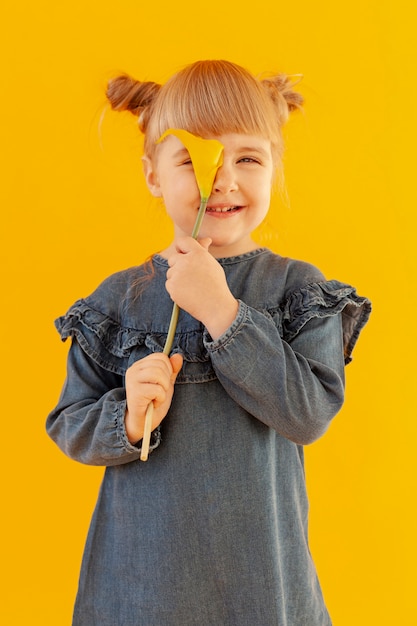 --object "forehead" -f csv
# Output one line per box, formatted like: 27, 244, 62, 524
217, 133, 272, 158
